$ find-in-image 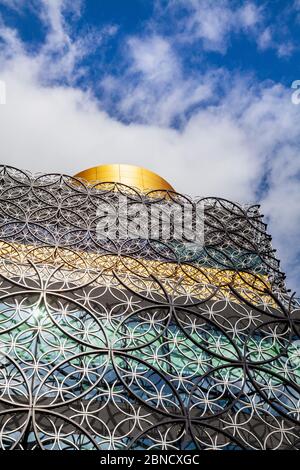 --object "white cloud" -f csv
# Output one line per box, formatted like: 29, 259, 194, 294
0, 22, 24, 58
257, 27, 294, 58
257, 27, 272, 50
0, 0, 117, 84
101, 34, 214, 126
158, 0, 295, 58
0, 0, 27, 11
262, 144, 300, 290
161, 0, 262, 53
238, 2, 260, 27
127, 36, 177, 83
0, 55, 257, 200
